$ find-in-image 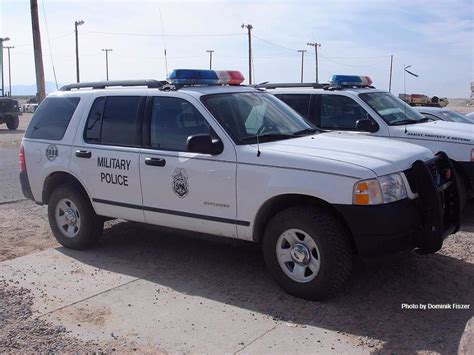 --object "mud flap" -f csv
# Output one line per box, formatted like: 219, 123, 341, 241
412, 159, 444, 254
